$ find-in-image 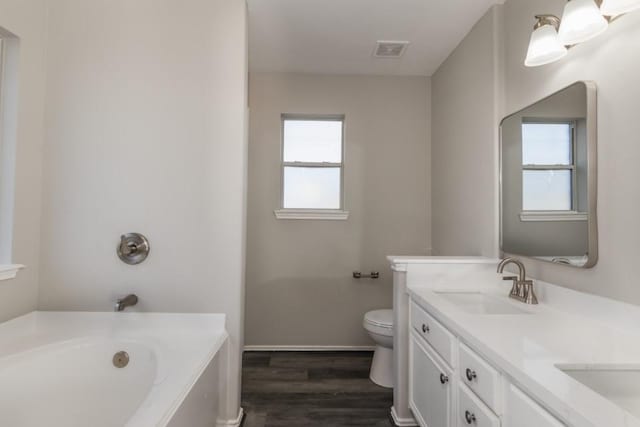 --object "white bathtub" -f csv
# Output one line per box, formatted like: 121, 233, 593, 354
0, 311, 229, 427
